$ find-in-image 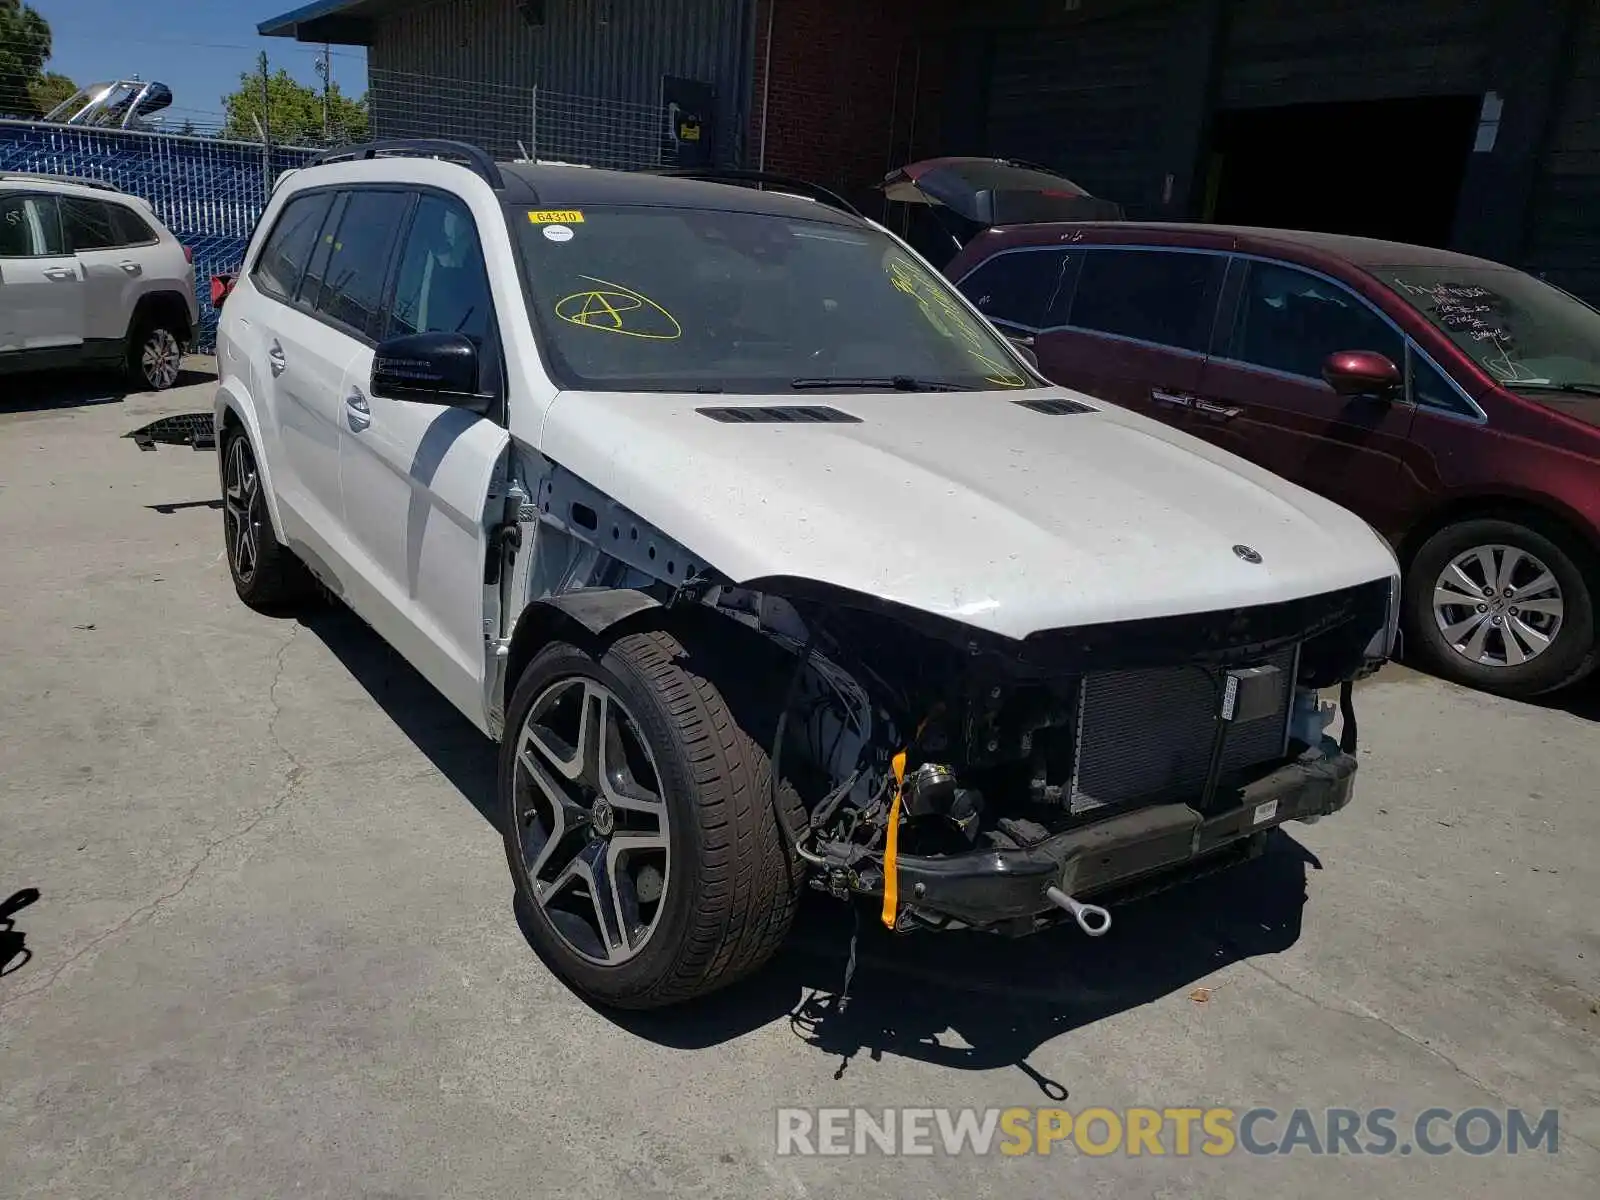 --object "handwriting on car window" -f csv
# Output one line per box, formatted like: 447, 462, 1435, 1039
1390, 279, 1538, 382
555, 275, 682, 340
885, 256, 1026, 388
